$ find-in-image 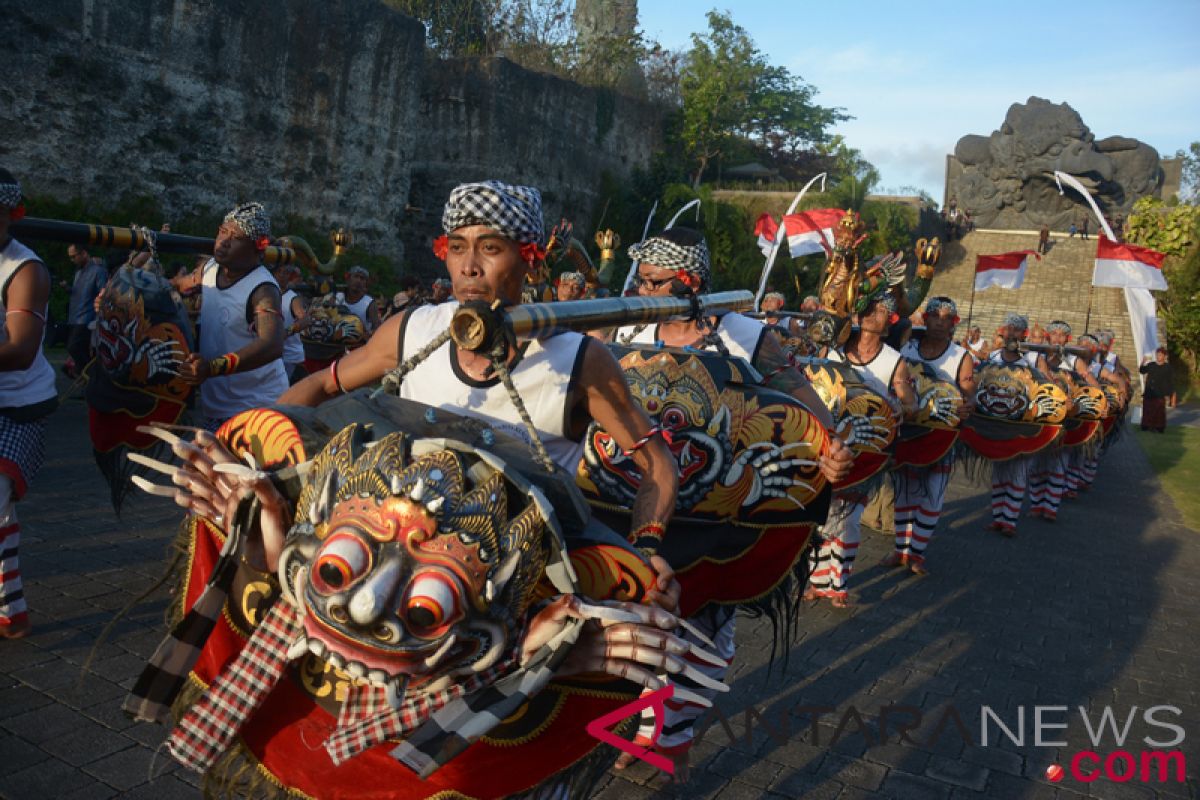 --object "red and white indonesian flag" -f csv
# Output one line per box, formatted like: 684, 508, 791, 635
974, 250, 1039, 291
782, 209, 842, 257
754, 209, 842, 258
754, 214, 779, 257
1092, 236, 1167, 290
